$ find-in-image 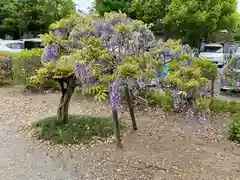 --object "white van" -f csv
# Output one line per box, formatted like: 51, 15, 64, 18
21, 38, 42, 49
0, 40, 24, 53
199, 43, 229, 68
